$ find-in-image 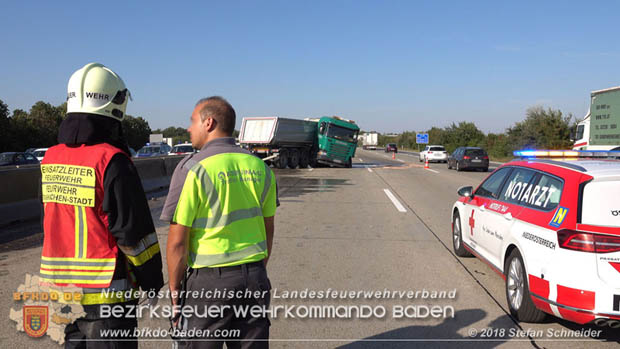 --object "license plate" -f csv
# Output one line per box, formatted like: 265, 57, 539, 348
472, 159, 481, 163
